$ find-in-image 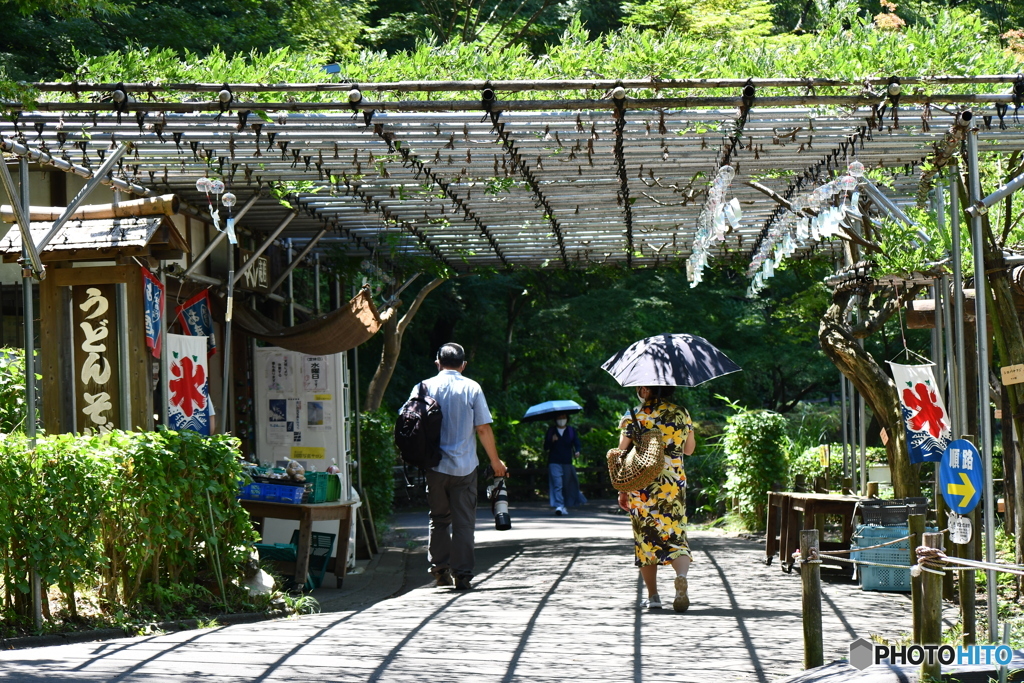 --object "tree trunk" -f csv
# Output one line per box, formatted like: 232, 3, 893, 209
819, 288, 922, 498
364, 277, 447, 412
